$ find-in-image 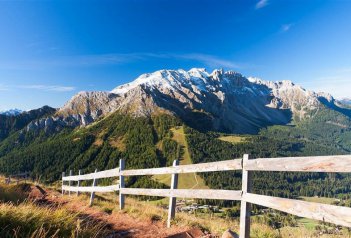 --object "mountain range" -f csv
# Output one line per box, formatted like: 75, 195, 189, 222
24, 68, 349, 134
339, 98, 351, 106
0, 68, 351, 198
0, 109, 23, 116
